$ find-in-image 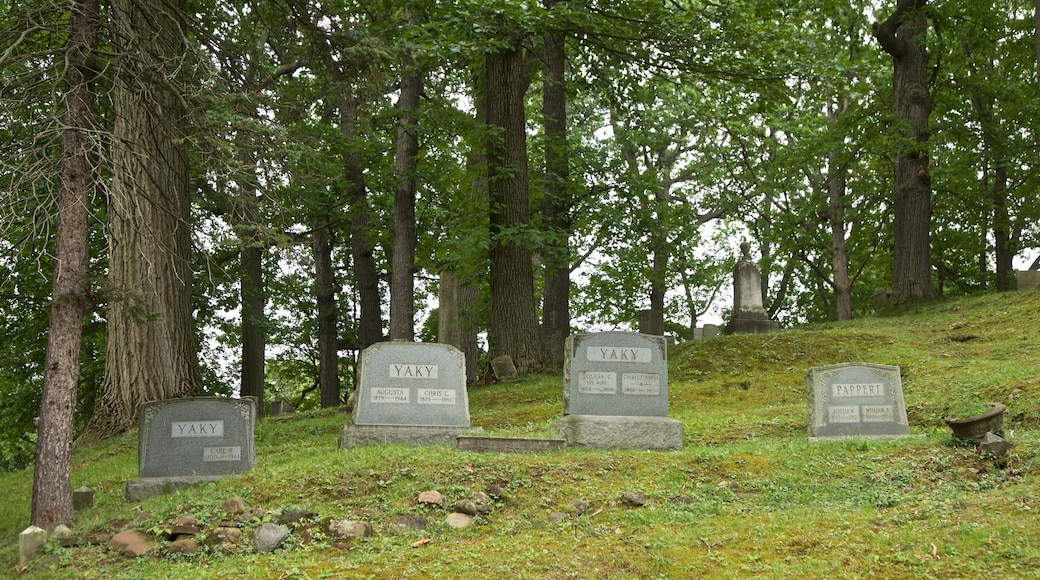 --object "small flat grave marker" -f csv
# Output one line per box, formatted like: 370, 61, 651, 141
138, 397, 256, 478
805, 362, 910, 440
563, 332, 669, 417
